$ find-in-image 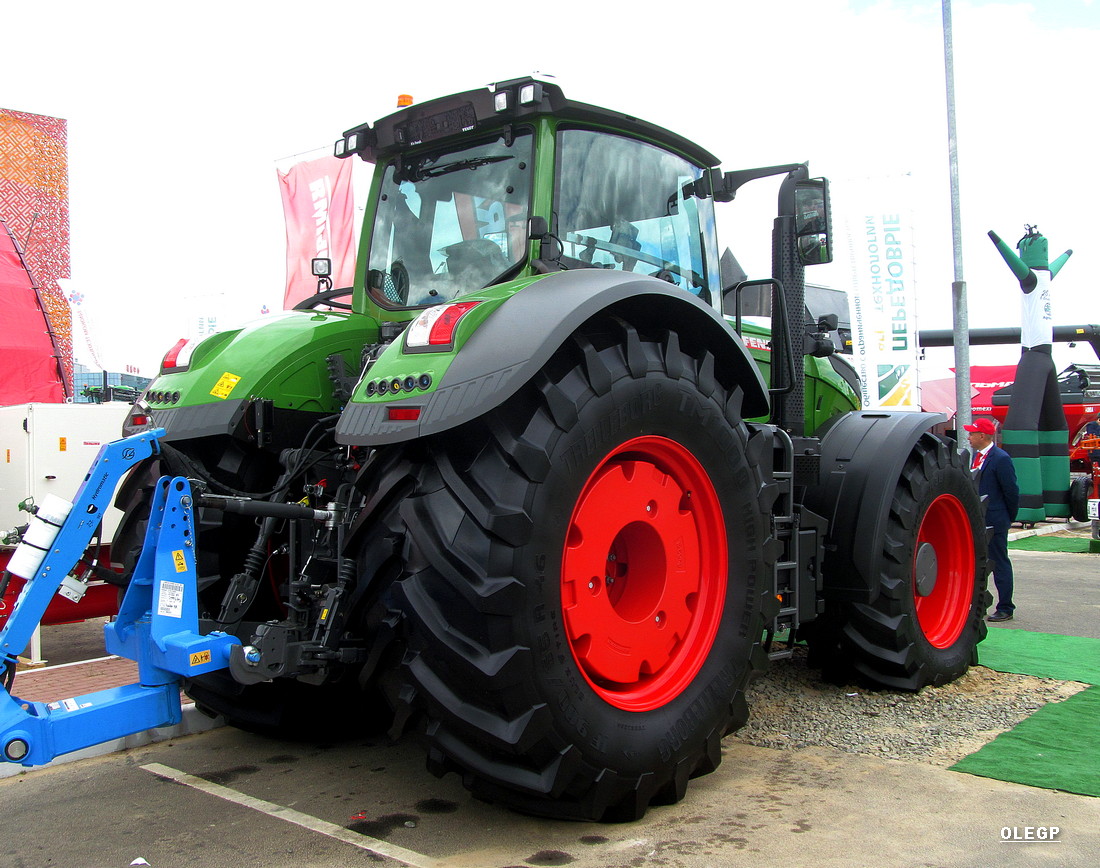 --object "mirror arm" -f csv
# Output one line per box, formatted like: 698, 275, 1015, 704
714, 163, 806, 202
